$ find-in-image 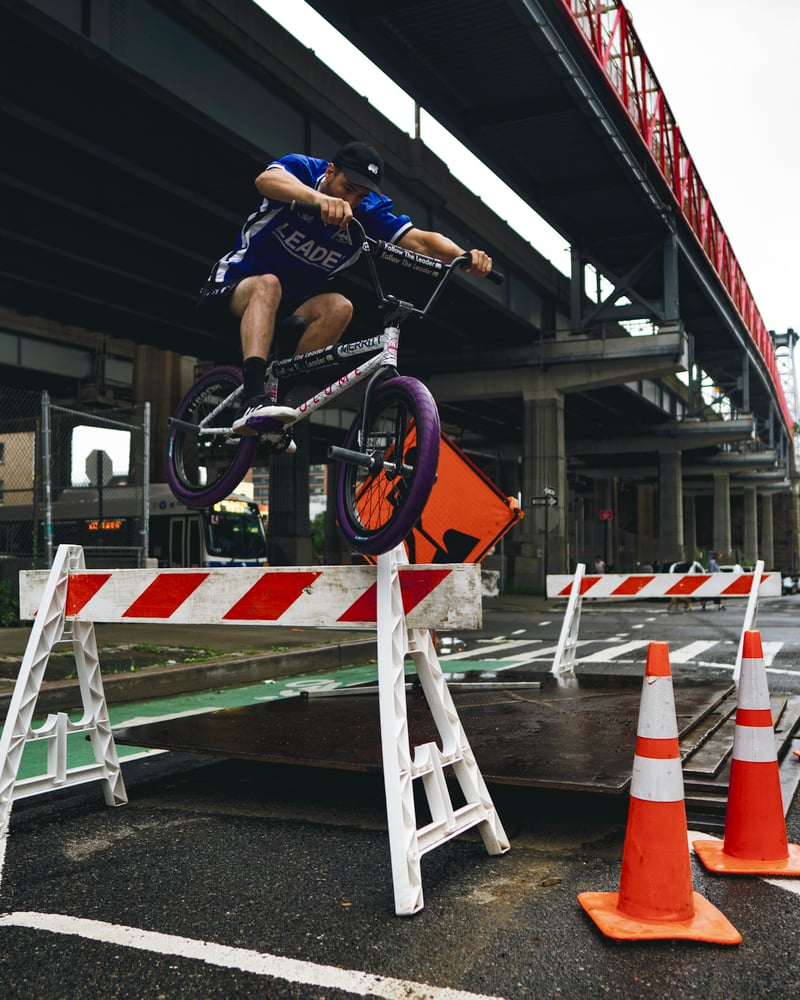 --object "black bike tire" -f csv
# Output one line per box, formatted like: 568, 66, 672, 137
165, 365, 257, 508
335, 376, 440, 555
